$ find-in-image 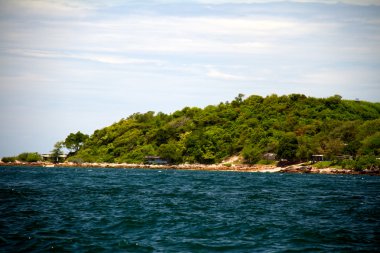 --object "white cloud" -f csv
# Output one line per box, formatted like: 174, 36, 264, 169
16, 15, 334, 55
1, 0, 342, 56
6, 49, 164, 66
207, 69, 246, 81
1, 0, 380, 158
298, 69, 379, 87
0, 0, 92, 18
